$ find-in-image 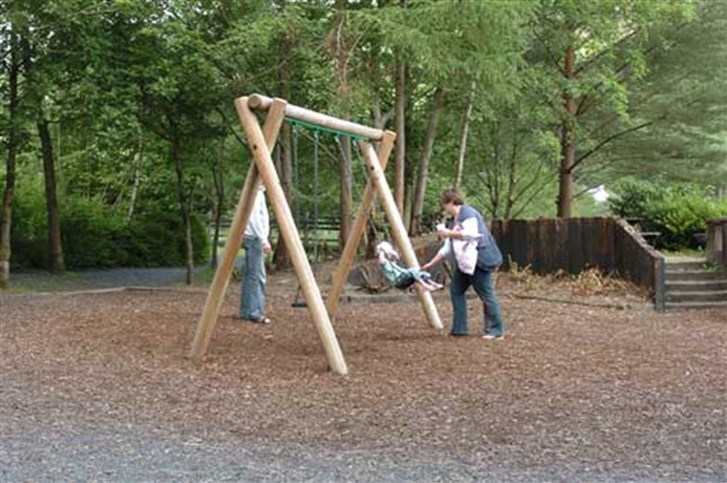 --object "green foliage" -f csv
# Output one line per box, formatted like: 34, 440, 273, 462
591, 1, 727, 187
126, 209, 209, 268
610, 180, 727, 250
59, 195, 128, 268
9, 182, 48, 269
3, 0, 724, 277
11, 185, 208, 270
608, 179, 664, 220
